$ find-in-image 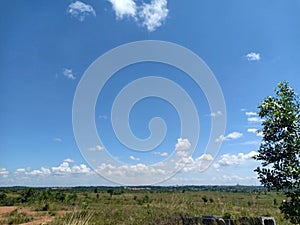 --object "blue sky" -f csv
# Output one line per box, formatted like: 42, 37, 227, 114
1, 0, 300, 186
